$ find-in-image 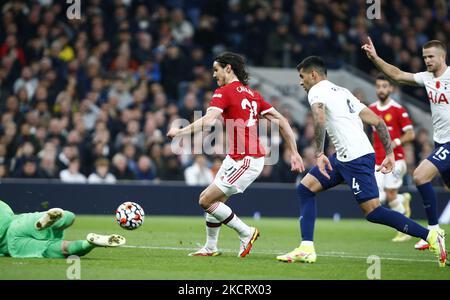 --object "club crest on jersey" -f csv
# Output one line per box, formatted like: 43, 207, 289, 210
384, 113, 392, 122
428, 91, 449, 104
